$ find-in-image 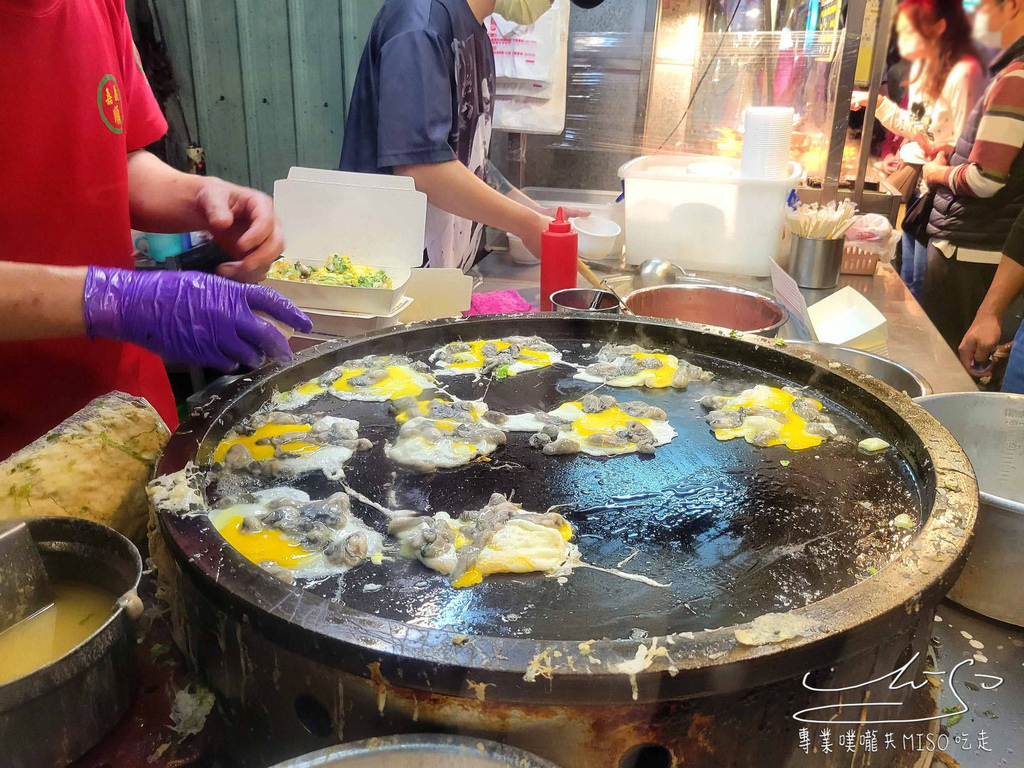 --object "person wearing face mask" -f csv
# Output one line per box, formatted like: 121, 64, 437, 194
912, 0, 1024, 352
340, 0, 593, 272
852, 0, 985, 301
